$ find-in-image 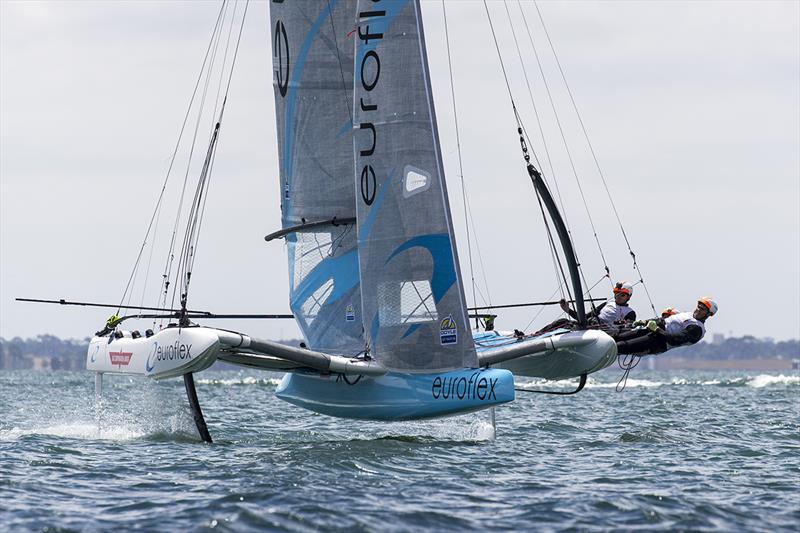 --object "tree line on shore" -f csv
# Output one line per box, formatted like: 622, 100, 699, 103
0, 333, 798, 371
